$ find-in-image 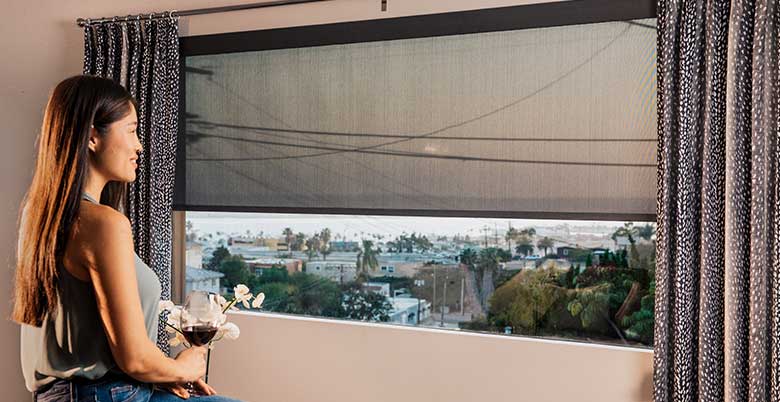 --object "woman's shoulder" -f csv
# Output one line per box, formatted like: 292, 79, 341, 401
71, 202, 133, 254
79, 201, 130, 229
